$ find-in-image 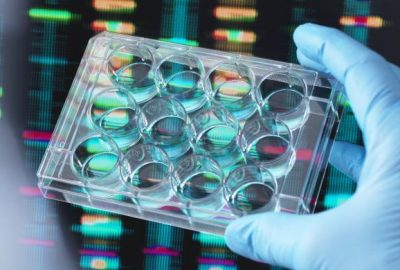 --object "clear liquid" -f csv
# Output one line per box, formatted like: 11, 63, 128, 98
144, 116, 190, 158
91, 89, 141, 147
197, 125, 237, 154
78, 152, 119, 178
246, 135, 295, 178
228, 182, 274, 213
259, 78, 308, 130
73, 137, 119, 180
97, 107, 137, 132
125, 162, 169, 189
148, 117, 187, 145
213, 80, 256, 120
113, 62, 157, 103
123, 162, 173, 208
264, 88, 303, 113
164, 70, 207, 113
246, 135, 289, 161
177, 172, 221, 200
